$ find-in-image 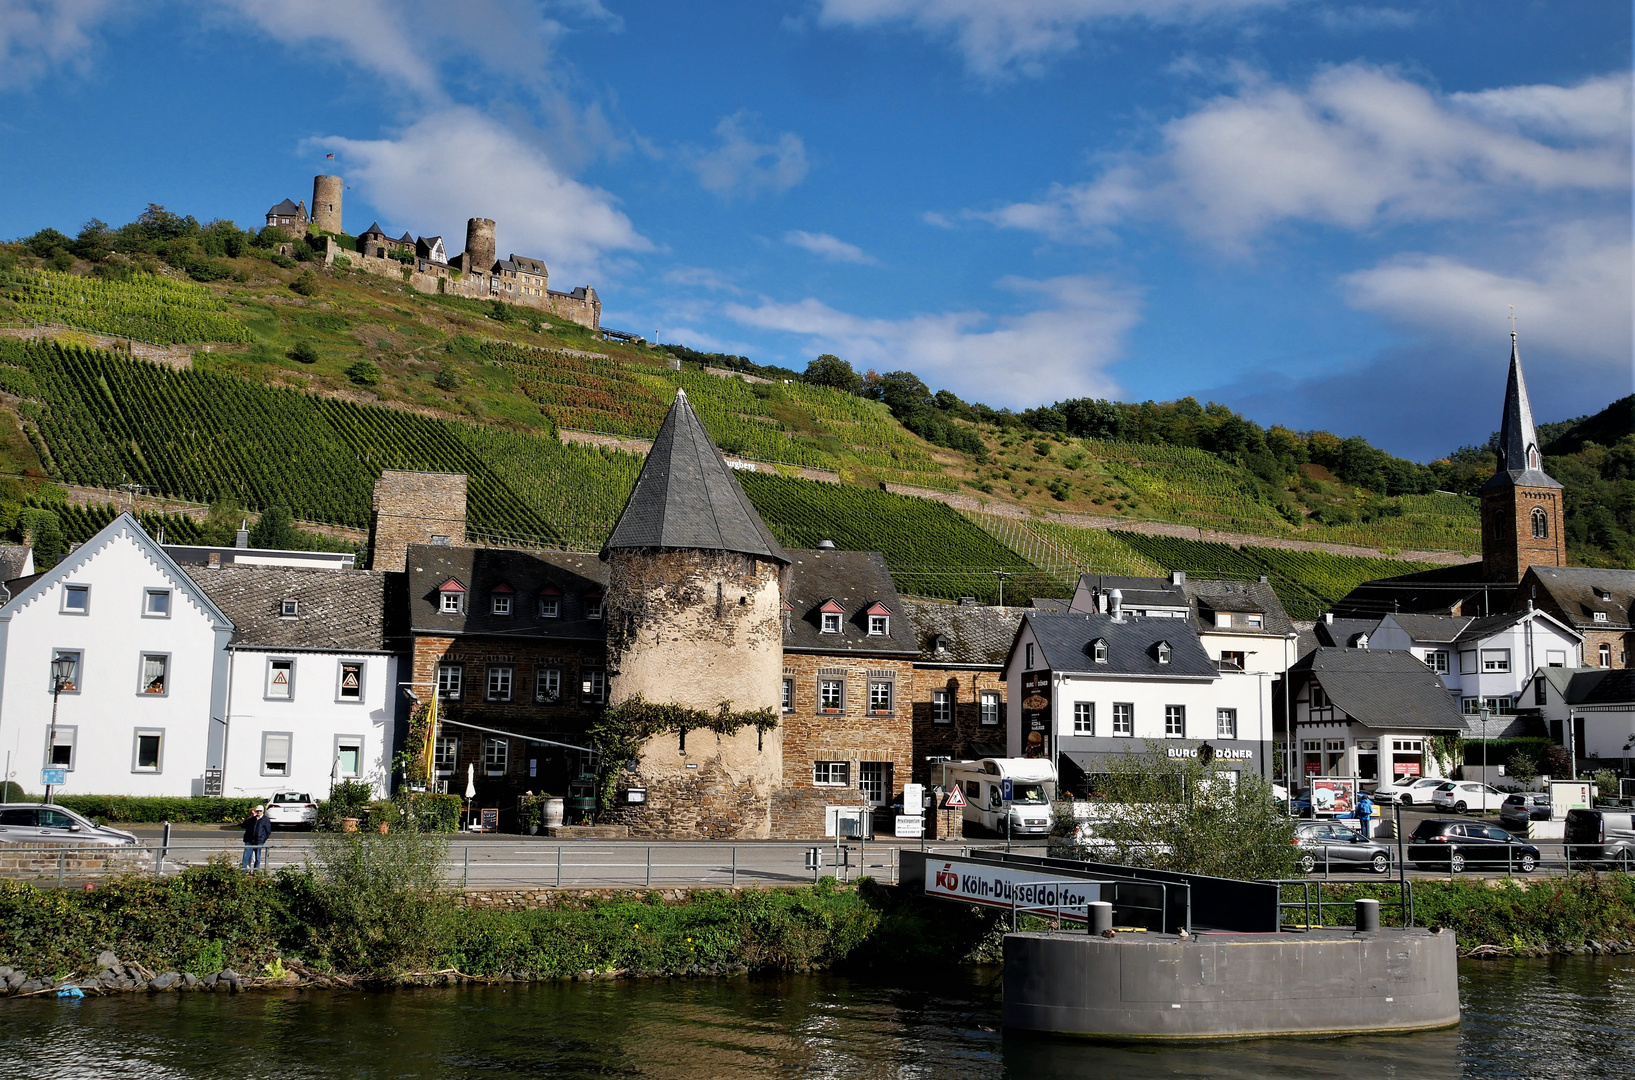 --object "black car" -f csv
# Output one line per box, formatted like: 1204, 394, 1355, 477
1409, 819, 1541, 873
1292, 820, 1393, 874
